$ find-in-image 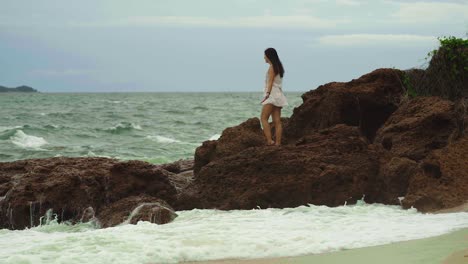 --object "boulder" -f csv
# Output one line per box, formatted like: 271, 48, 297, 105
0, 157, 177, 230
194, 118, 265, 174
374, 97, 457, 160
402, 134, 468, 212
285, 68, 404, 141
97, 195, 177, 228
177, 125, 383, 210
